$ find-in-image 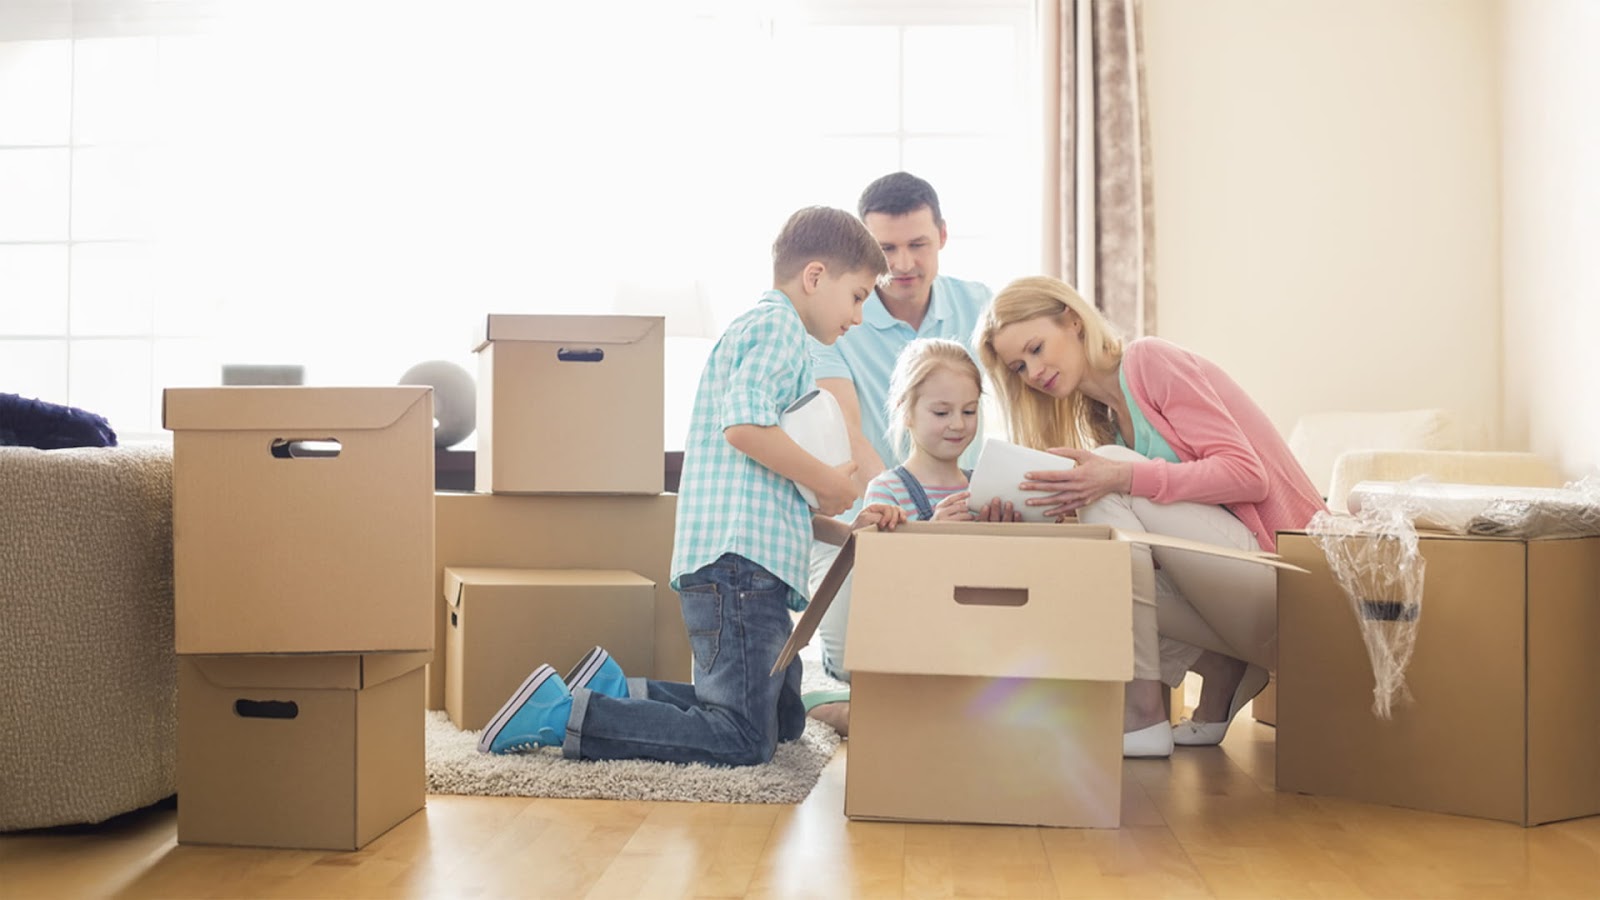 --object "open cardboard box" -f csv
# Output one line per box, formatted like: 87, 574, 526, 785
164, 387, 435, 655
474, 314, 665, 495
1276, 530, 1600, 825
775, 521, 1302, 828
